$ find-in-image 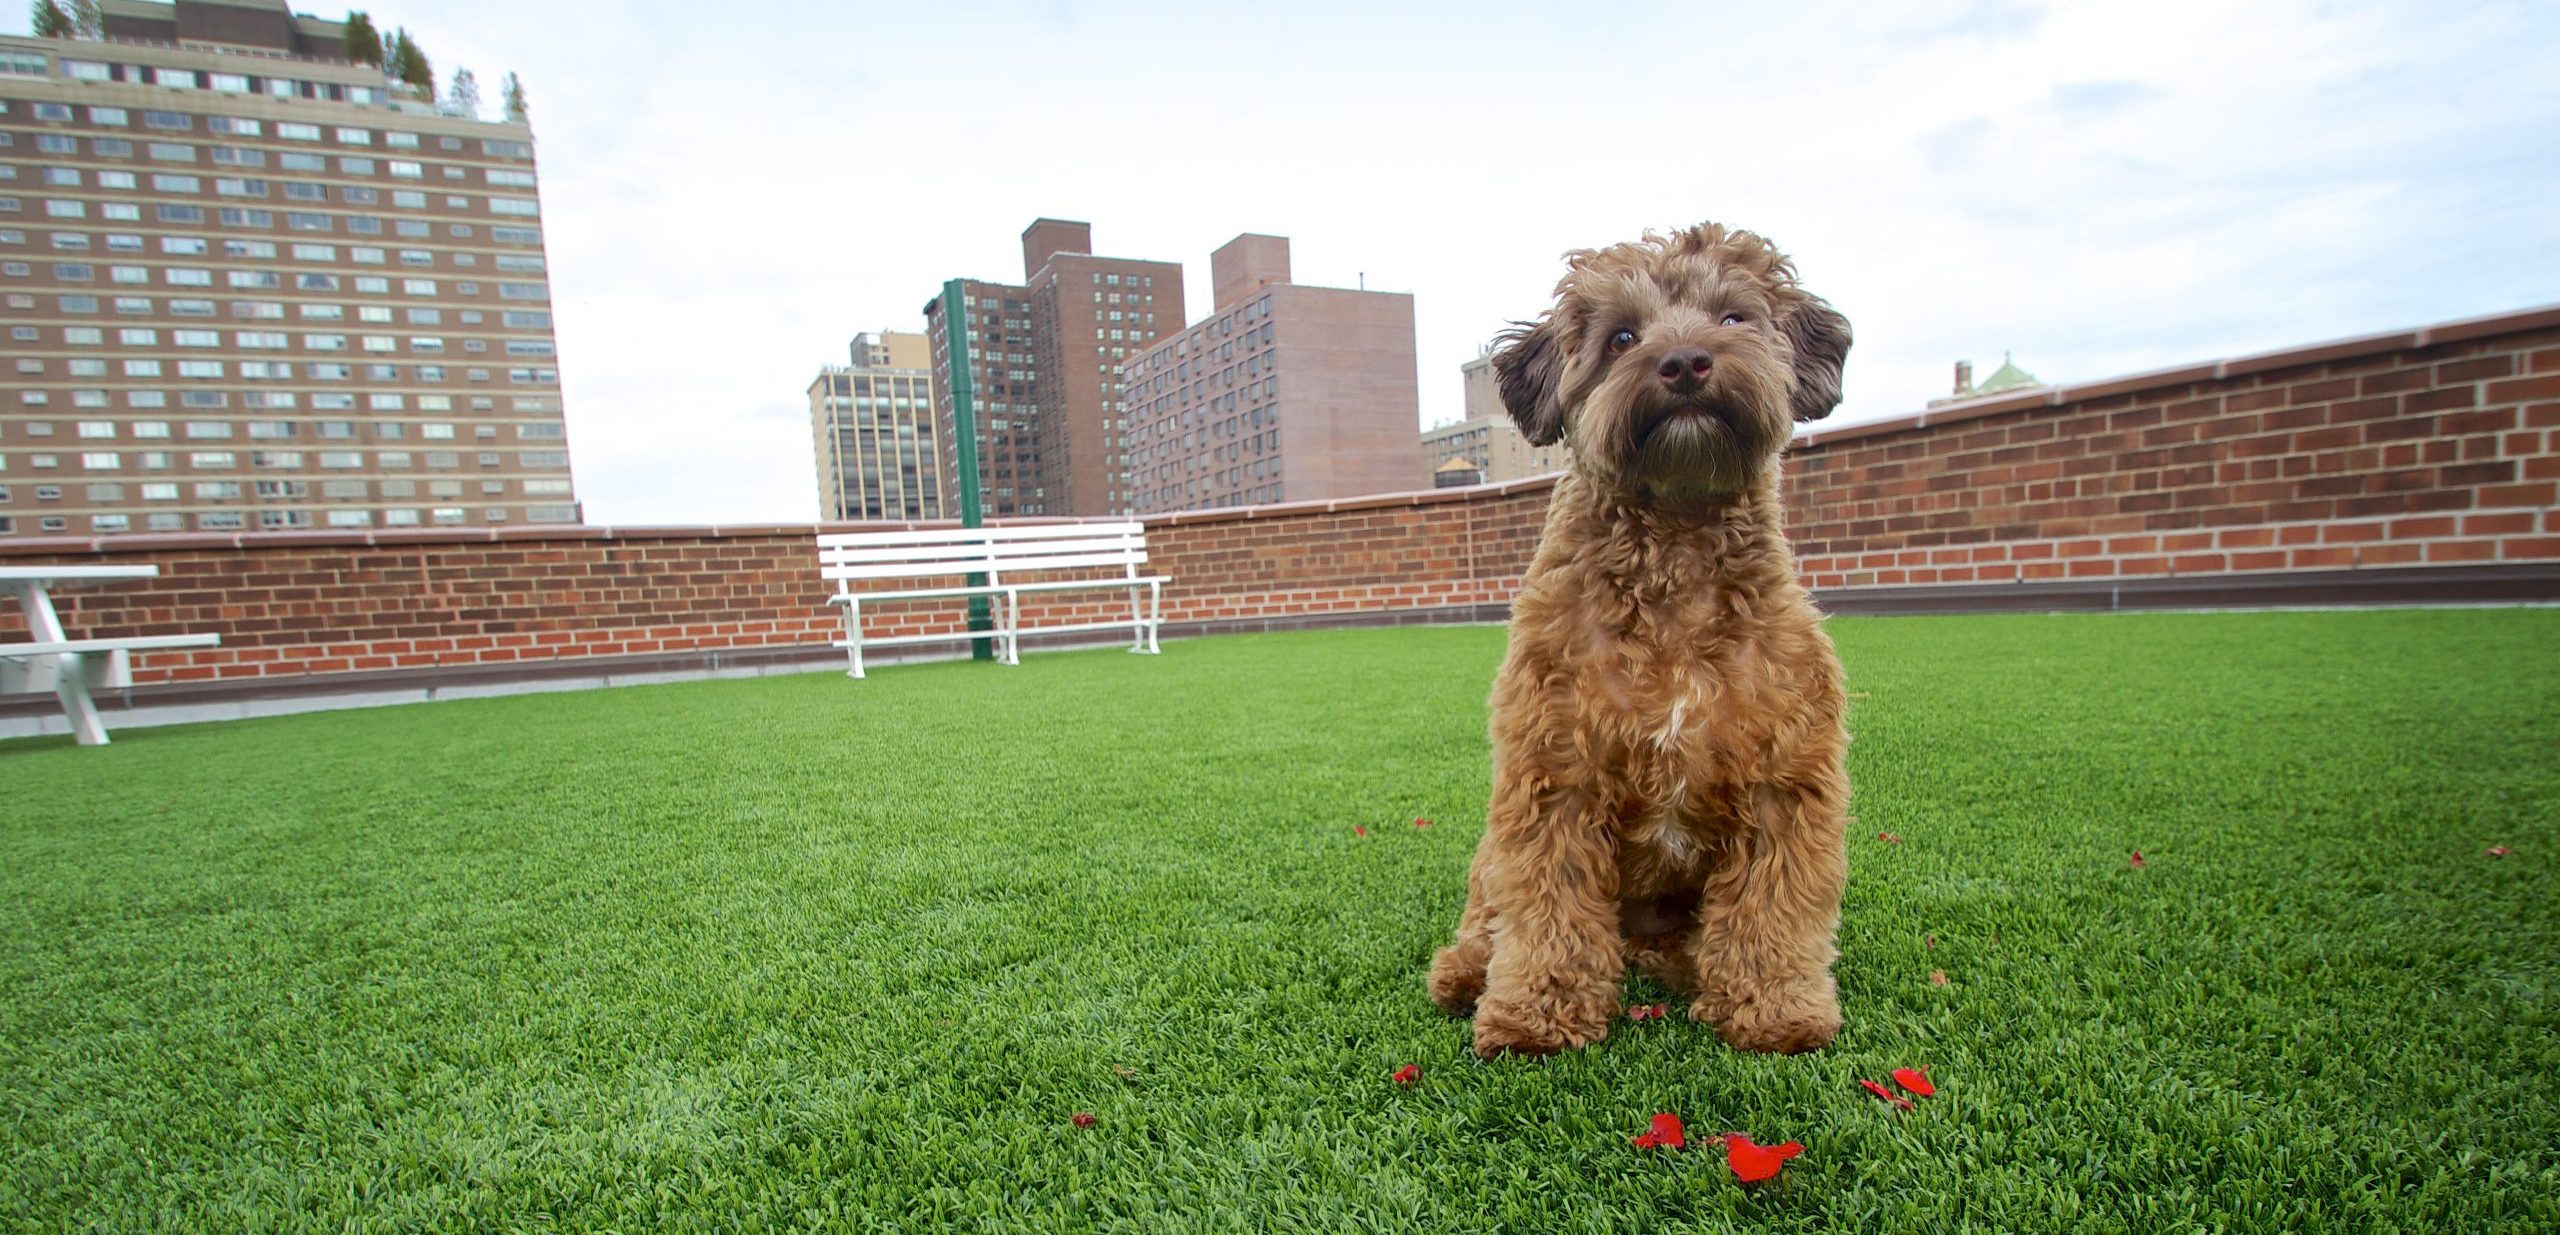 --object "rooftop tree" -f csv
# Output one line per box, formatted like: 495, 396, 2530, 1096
343, 11, 382, 66
387, 26, 432, 97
